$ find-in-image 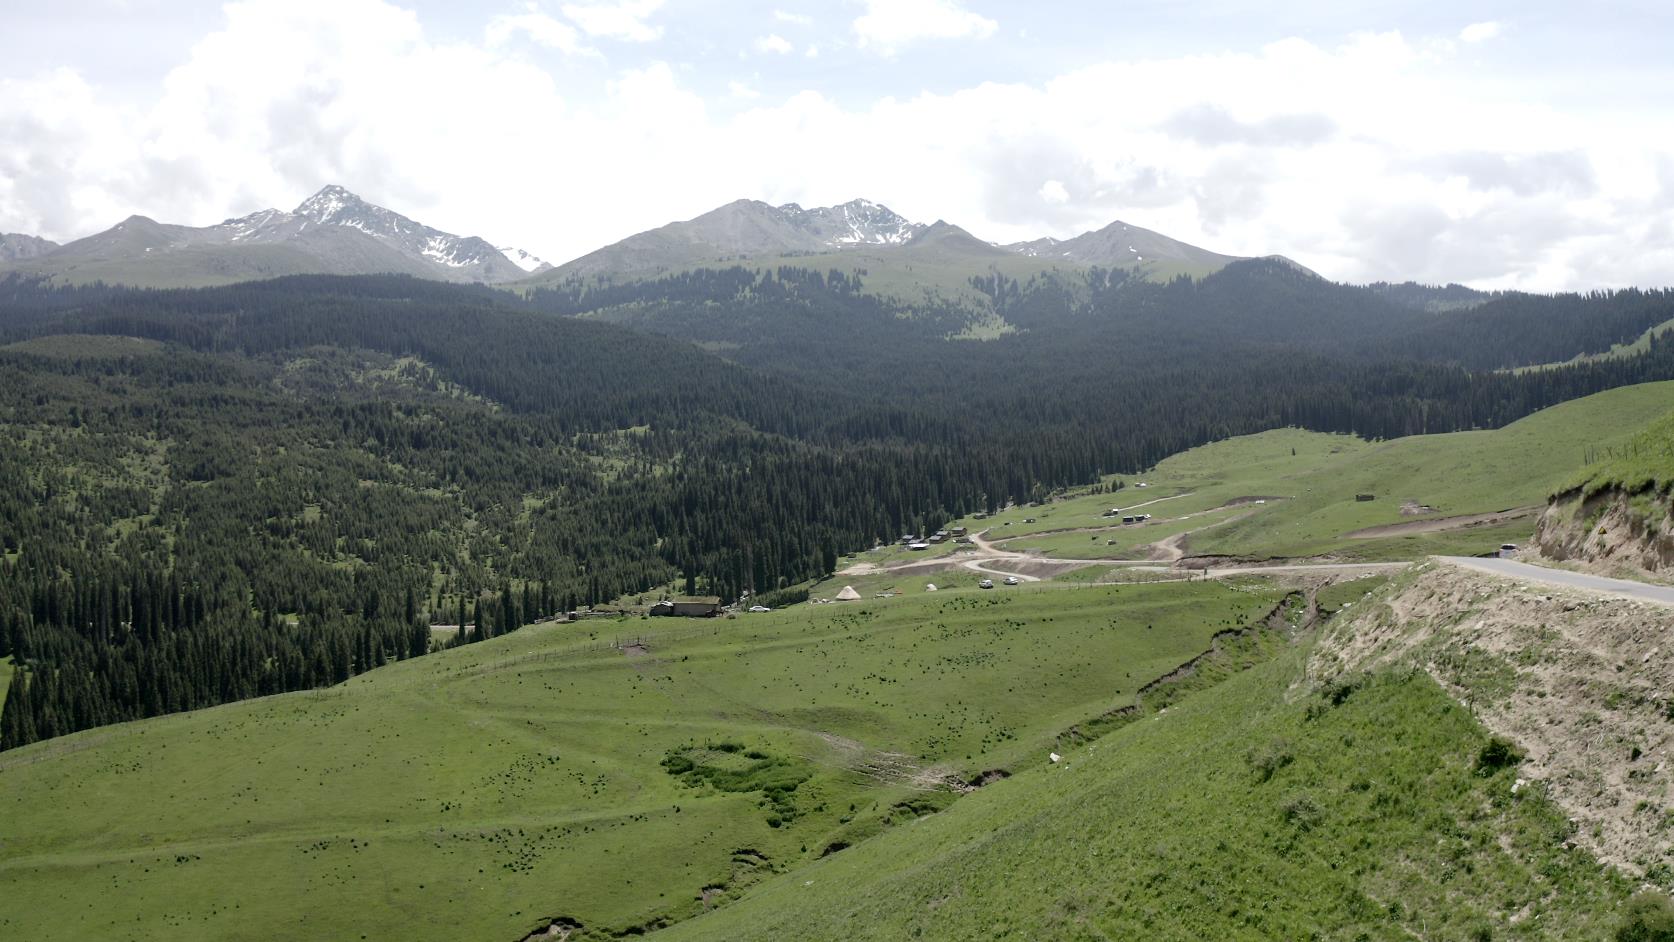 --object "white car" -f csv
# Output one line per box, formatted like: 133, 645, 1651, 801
1003, 576, 1020, 586
978, 579, 995, 589
748, 605, 772, 612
